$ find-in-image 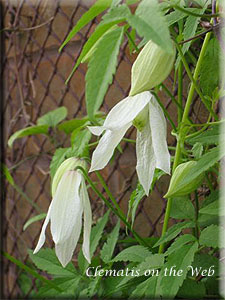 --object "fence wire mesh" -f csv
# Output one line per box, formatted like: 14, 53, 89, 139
1, 0, 209, 297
